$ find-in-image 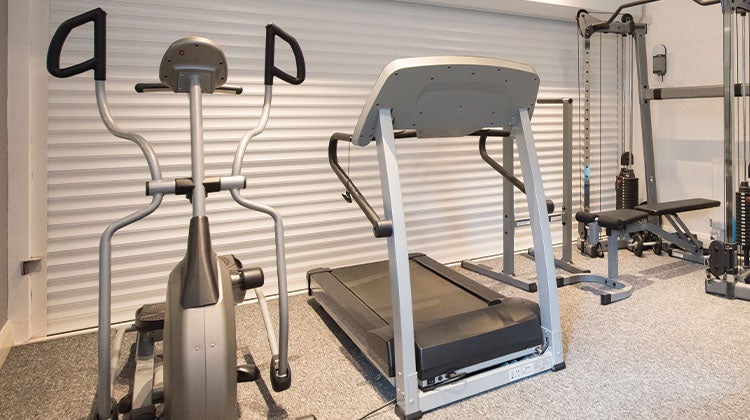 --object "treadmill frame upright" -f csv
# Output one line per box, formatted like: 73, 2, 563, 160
375, 107, 564, 418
